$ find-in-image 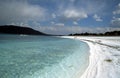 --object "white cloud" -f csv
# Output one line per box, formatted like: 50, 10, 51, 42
57, 0, 106, 22
0, 1, 47, 25
70, 0, 75, 2
55, 23, 64, 26
63, 9, 88, 20
93, 14, 103, 21
31, 21, 41, 26
73, 21, 78, 25
113, 3, 120, 15
111, 17, 120, 27
34, 25, 120, 35
8, 22, 30, 27
52, 13, 56, 18
85, 1, 106, 15
51, 22, 64, 26
51, 21, 55, 24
